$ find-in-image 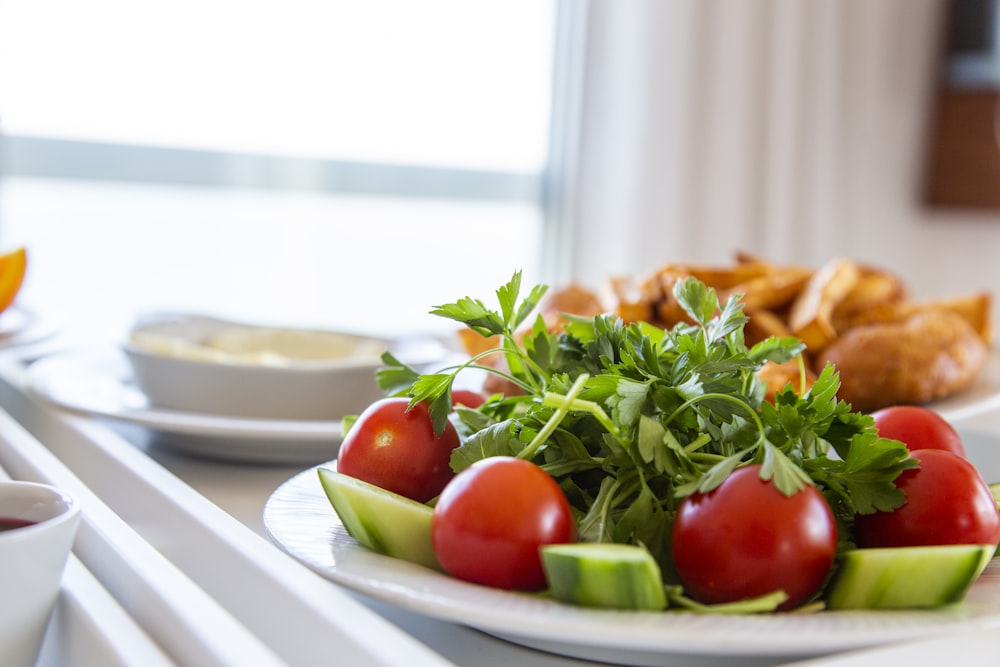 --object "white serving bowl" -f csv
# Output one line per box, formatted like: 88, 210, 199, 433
0, 481, 81, 667
123, 313, 443, 421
